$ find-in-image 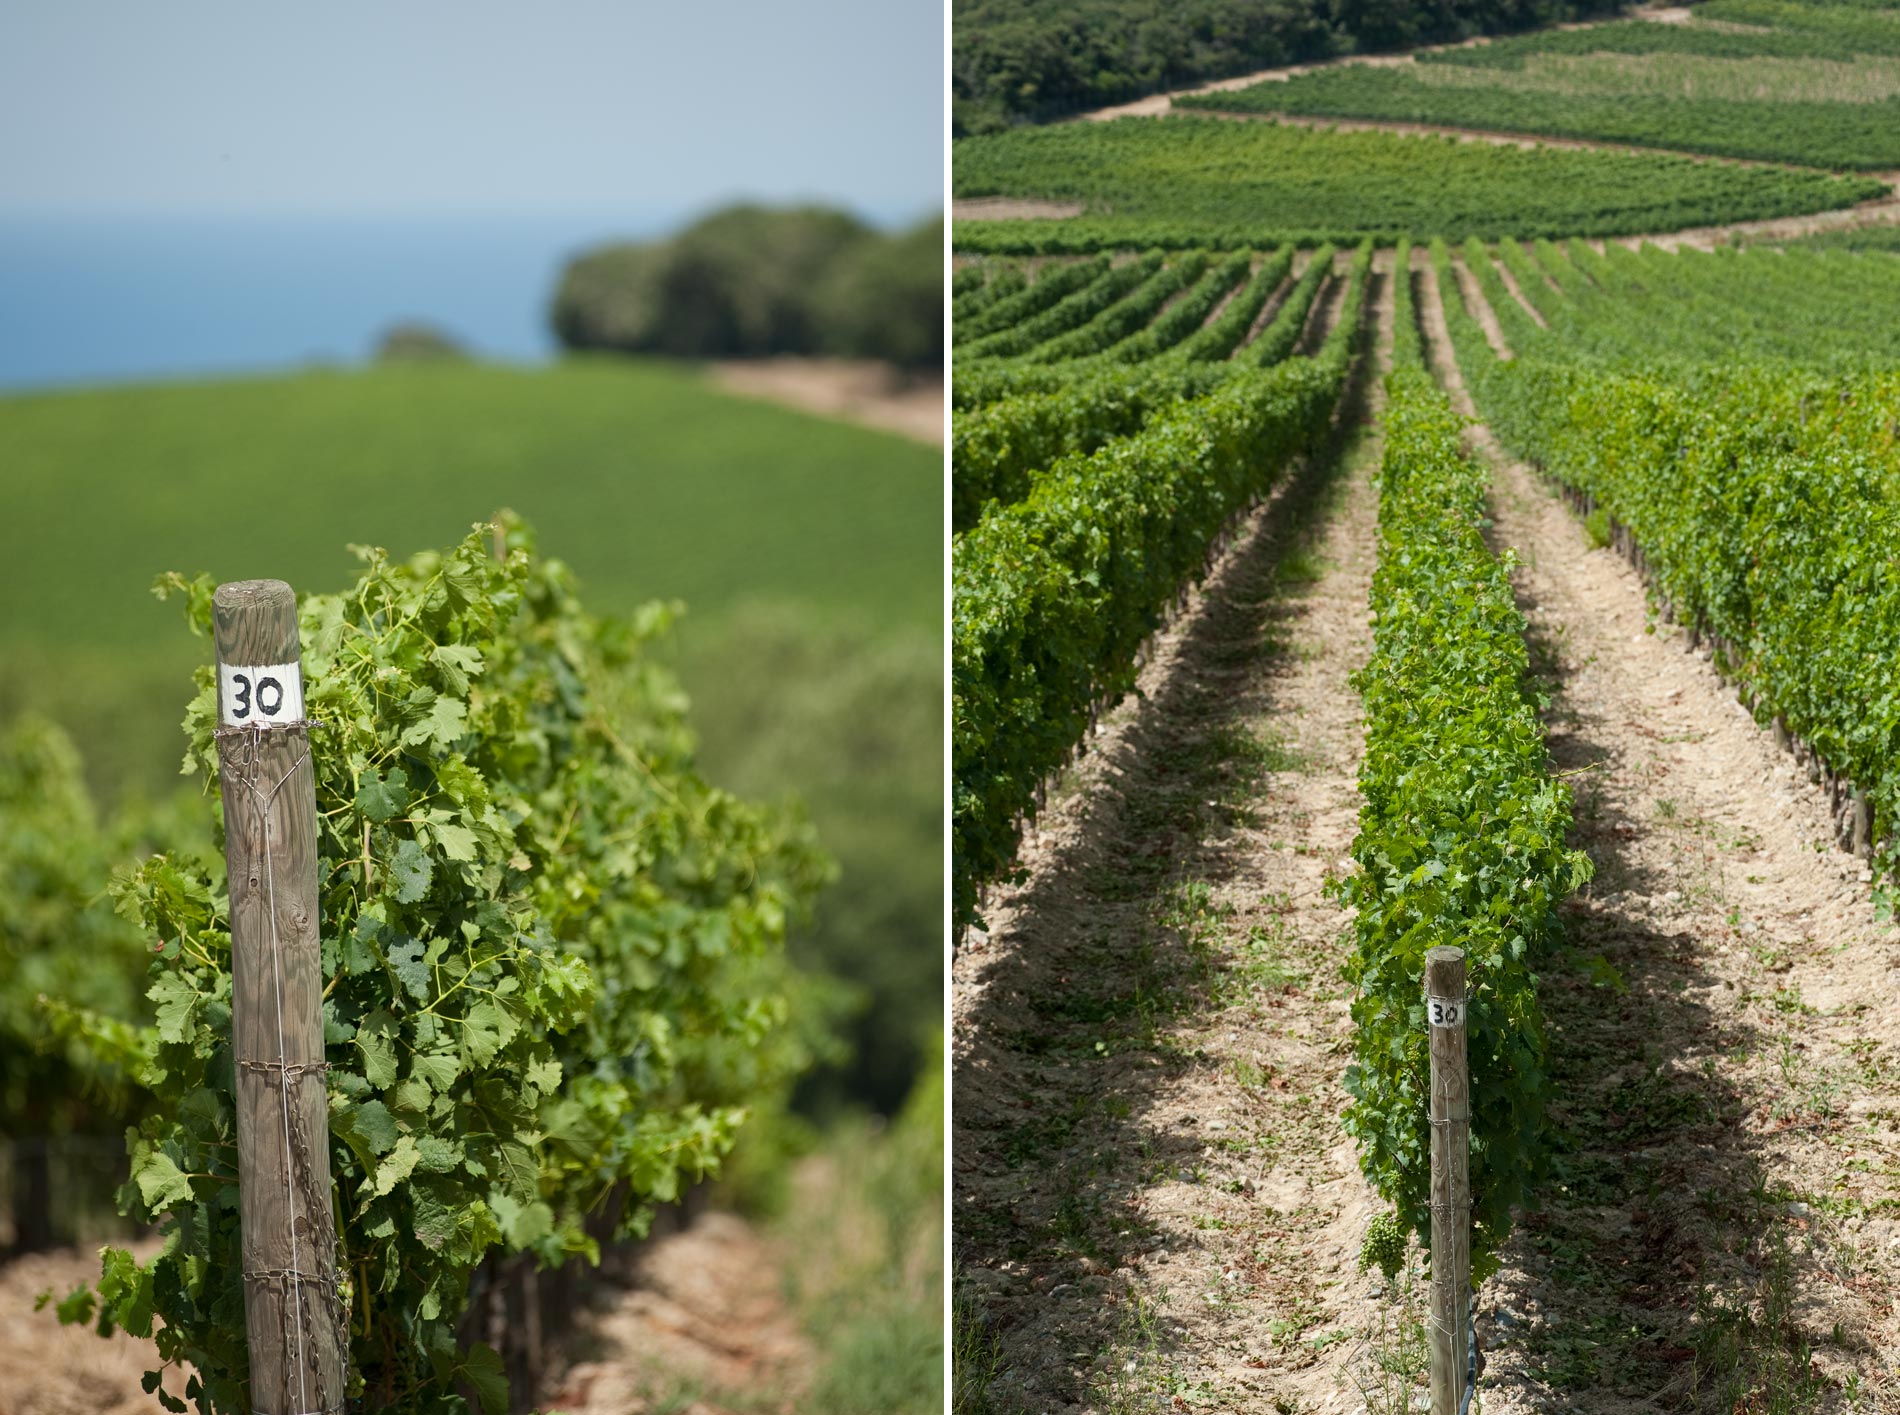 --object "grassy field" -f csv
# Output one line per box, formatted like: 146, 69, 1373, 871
950, 116, 1885, 253
0, 356, 942, 1113
1, 358, 936, 782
